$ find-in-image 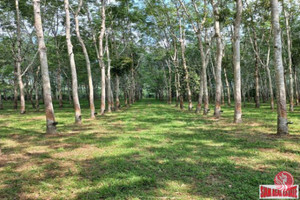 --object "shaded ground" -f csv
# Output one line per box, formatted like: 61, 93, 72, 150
0, 99, 299, 199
